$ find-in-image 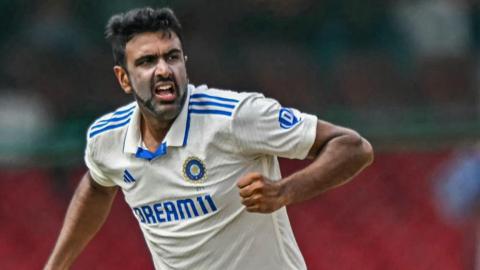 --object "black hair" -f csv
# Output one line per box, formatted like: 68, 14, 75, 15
105, 7, 183, 68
